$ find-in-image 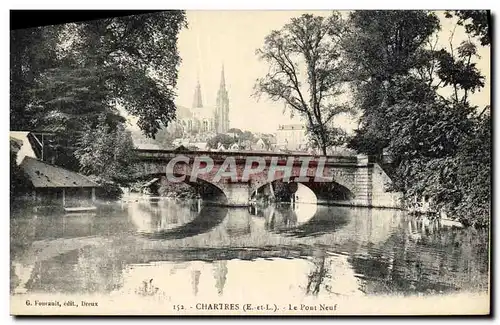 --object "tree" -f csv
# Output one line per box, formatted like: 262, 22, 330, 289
10, 11, 187, 189
445, 10, 491, 46
153, 122, 184, 149
254, 13, 351, 155
388, 108, 491, 228
385, 99, 474, 192
239, 130, 255, 142
227, 128, 243, 135
75, 114, 137, 185
344, 11, 441, 156
434, 32, 485, 105
30, 64, 122, 133
207, 133, 237, 149
344, 11, 490, 227
452, 114, 491, 227
38, 11, 187, 138
10, 25, 63, 130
